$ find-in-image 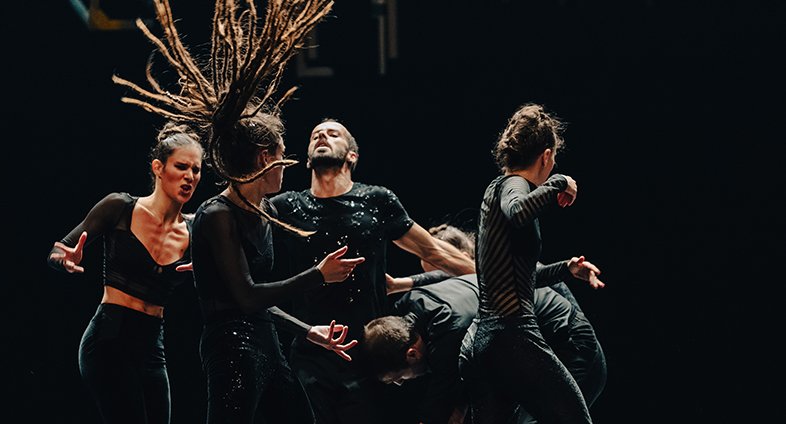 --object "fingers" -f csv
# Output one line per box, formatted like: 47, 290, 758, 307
331, 327, 348, 346
53, 241, 70, 252
176, 263, 193, 272
66, 261, 85, 273
76, 231, 88, 251
589, 271, 605, 289
327, 245, 349, 259
343, 257, 365, 265
334, 339, 358, 361
585, 261, 601, 274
